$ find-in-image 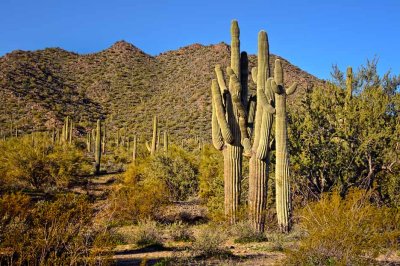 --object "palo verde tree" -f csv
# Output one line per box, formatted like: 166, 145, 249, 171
289, 59, 400, 206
